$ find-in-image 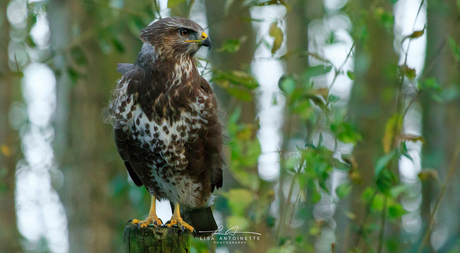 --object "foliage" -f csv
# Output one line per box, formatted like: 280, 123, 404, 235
3, 0, 460, 252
